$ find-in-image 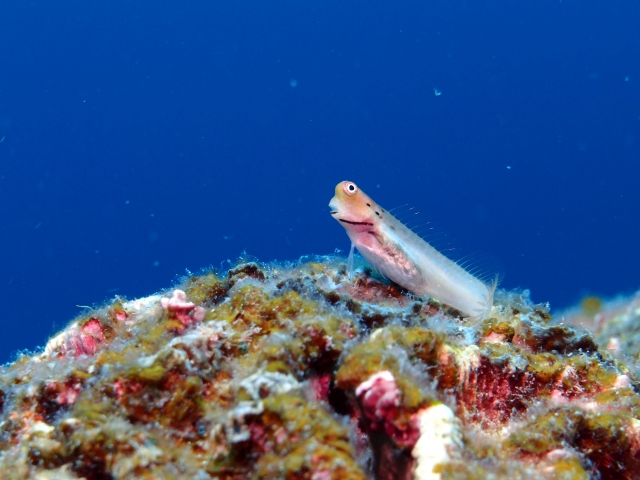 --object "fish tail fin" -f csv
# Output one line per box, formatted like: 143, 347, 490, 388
483, 274, 501, 318
472, 274, 501, 321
